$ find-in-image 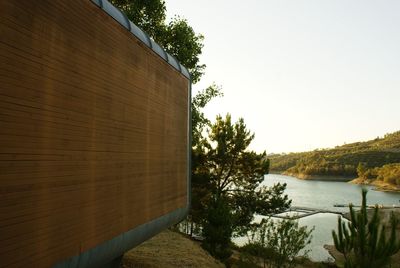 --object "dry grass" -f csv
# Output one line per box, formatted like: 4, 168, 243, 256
122, 230, 224, 268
